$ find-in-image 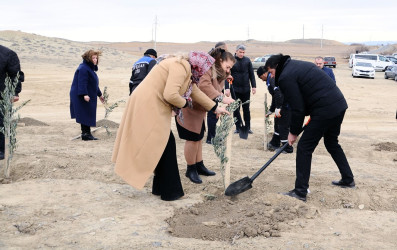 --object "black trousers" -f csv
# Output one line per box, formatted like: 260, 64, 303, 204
295, 111, 354, 197
274, 108, 291, 142
152, 131, 184, 201
234, 91, 251, 130
206, 111, 218, 141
